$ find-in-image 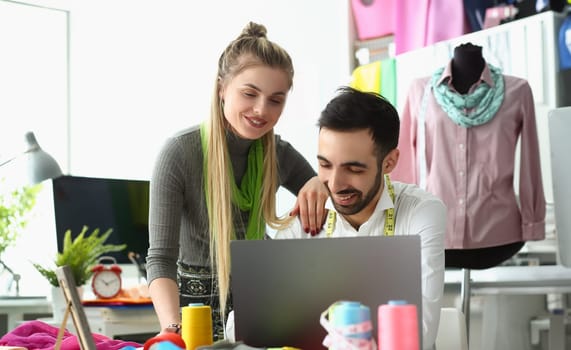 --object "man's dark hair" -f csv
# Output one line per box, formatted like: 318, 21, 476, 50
318, 86, 400, 160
